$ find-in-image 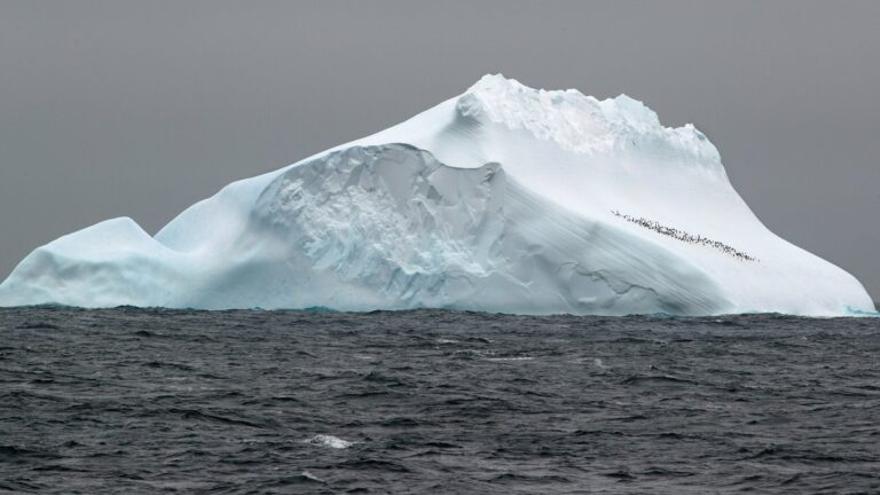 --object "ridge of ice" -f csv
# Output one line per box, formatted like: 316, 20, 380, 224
456, 74, 721, 166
